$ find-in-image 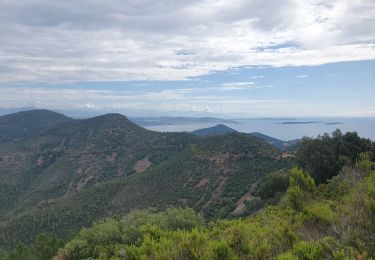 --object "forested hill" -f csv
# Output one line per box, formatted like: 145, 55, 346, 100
191, 124, 299, 151
1, 110, 373, 258
3, 136, 374, 259
0, 110, 291, 249
0, 109, 72, 144
192, 124, 238, 136
248, 132, 300, 151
